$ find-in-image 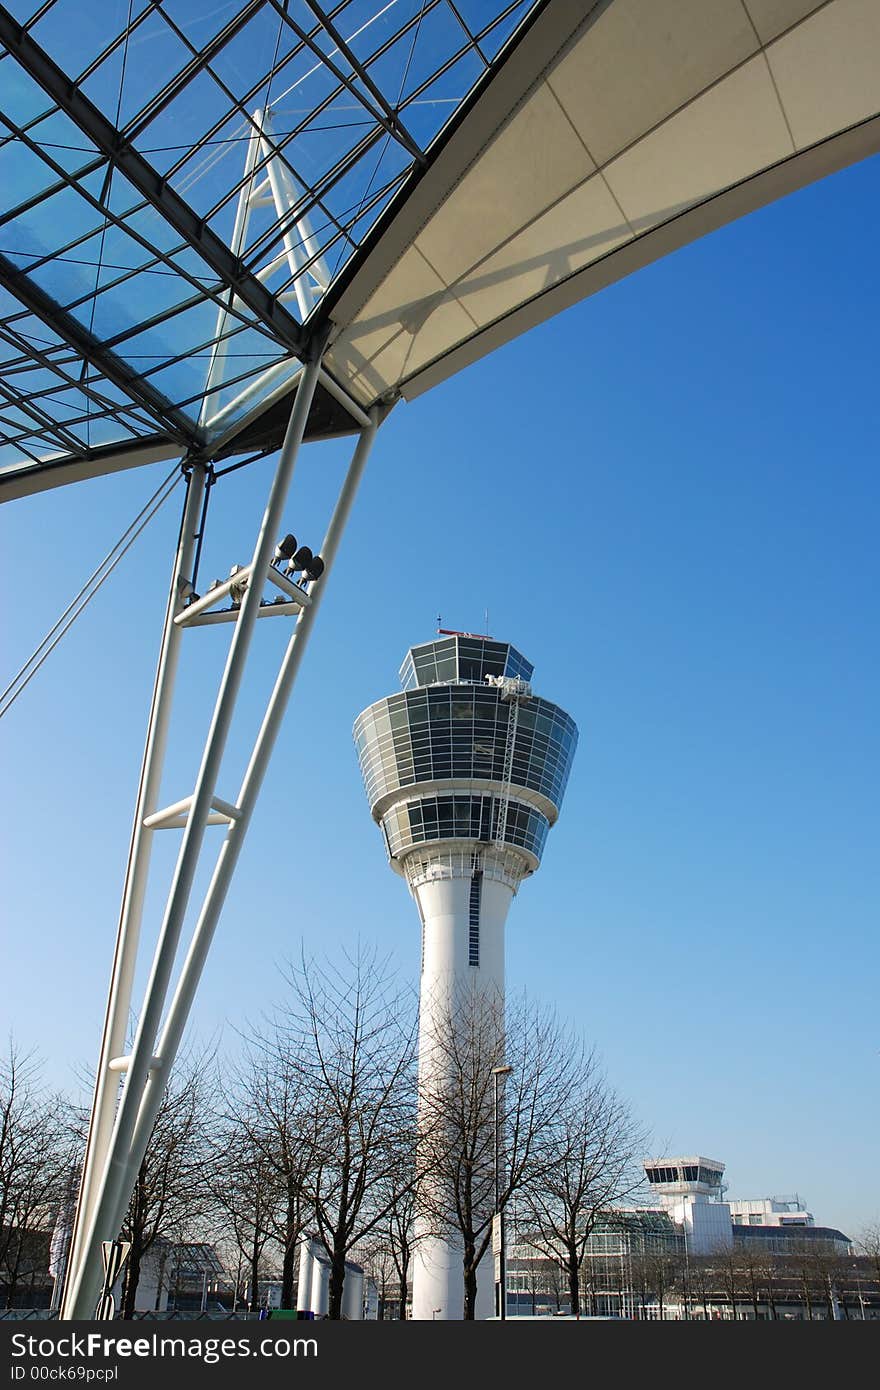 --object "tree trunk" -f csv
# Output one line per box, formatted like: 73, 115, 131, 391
567, 1255, 580, 1320
122, 1232, 143, 1320
398, 1267, 408, 1320
281, 1186, 300, 1308
249, 1221, 261, 1312
281, 1237, 297, 1310
328, 1249, 346, 1320
727, 1276, 737, 1321
463, 1240, 478, 1320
